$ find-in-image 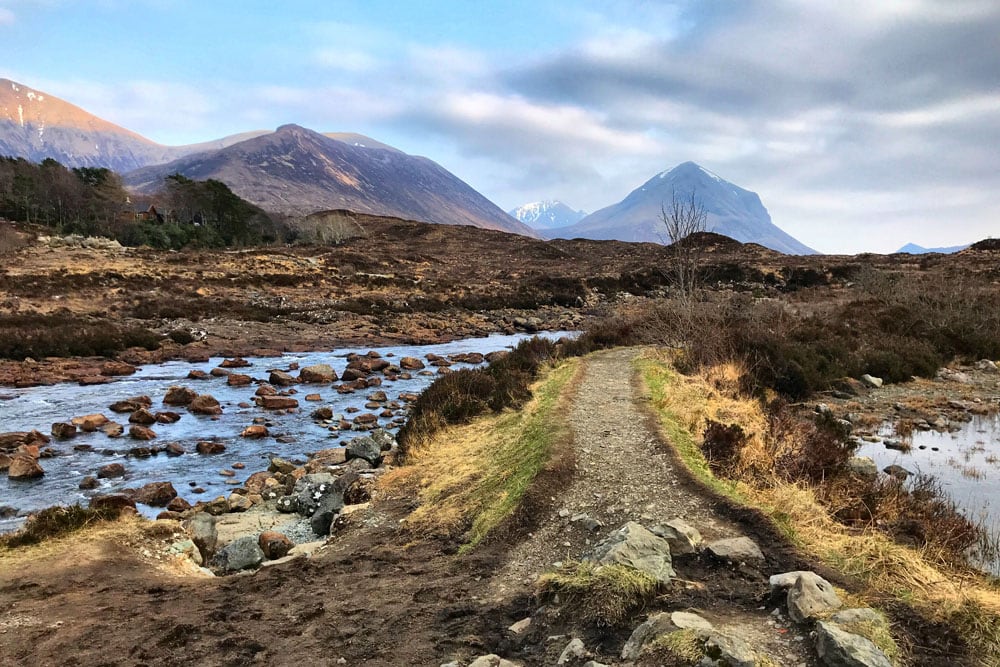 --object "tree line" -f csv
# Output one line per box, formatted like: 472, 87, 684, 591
0, 156, 286, 249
